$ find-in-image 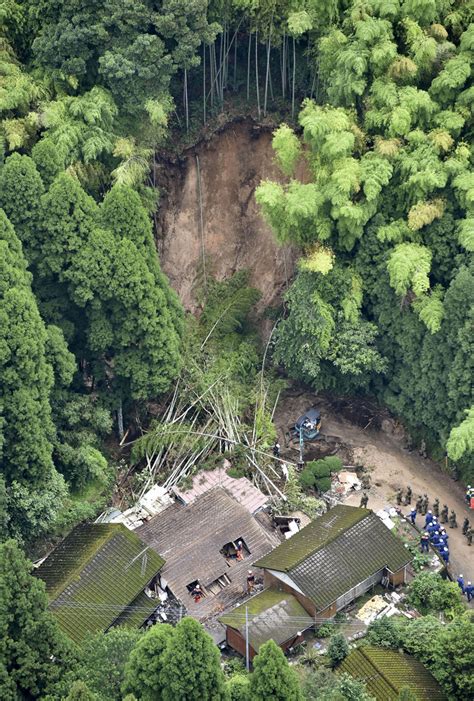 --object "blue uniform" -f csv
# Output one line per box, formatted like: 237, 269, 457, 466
440, 531, 449, 543
465, 584, 473, 602
427, 523, 438, 535
410, 509, 417, 525
431, 533, 440, 545
441, 549, 449, 564
457, 577, 465, 593
420, 535, 430, 553
425, 513, 434, 527
435, 539, 446, 551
